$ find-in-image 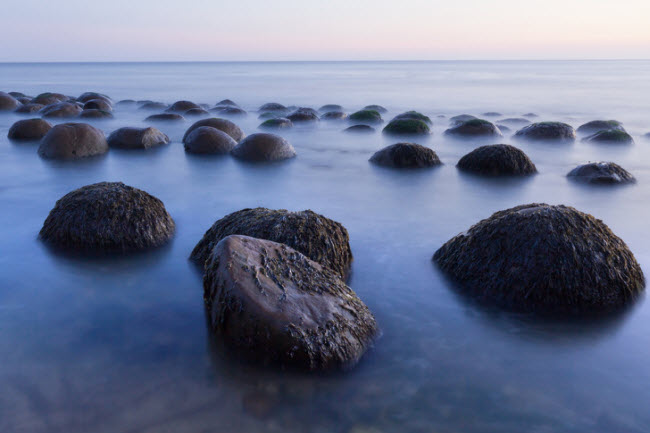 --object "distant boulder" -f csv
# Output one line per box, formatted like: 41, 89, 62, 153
287, 107, 319, 123
212, 106, 247, 116
38, 123, 108, 159
107, 127, 169, 150
139, 101, 168, 110
319, 104, 343, 112
215, 99, 238, 107
449, 114, 477, 125
15, 103, 44, 114
363, 104, 387, 113
183, 126, 237, 154
0, 92, 21, 111
231, 133, 296, 162
41, 102, 83, 118
259, 102, 288, 112
344, 125, 375, 134
456, 144, 536, 176
321, 111, 348, 120
145, 113, 185, 122
259, 118, 293, 130
167, 100, 200, 112
498, 117, 531, 126
393, 111, 432, 125
383, 119, 430, 136
32, 93, 68, 106
444, 119, 502, 138
577, 120, 625, 135
568, 162, 635, 184
183, 118, 245, 142
370, 143, 441, 168
514, 122, 576, 142
582, 129, 633, 144
77, 92, 112, 104
349, 109, 383, 124
83, 99, 112, 112
184, 107, 210, 117
8, 118, 52, 141
79, 109, 113, 119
